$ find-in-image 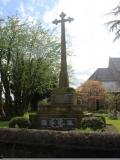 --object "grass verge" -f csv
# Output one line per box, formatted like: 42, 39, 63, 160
0, 121, 9, 128
105, 117, 120, 133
